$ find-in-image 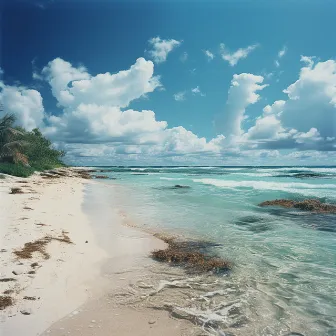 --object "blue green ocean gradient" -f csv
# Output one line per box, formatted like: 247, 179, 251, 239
92, 166, 336, 335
